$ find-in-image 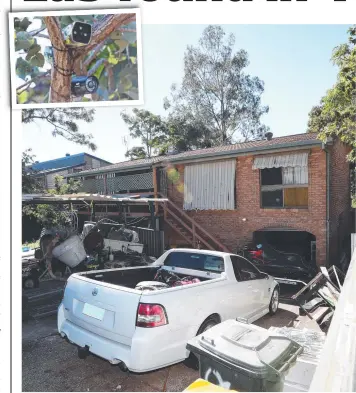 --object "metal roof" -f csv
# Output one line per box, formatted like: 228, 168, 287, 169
67, 133, 321, 178
30, 153, 112, 172
22, 193, 168, 205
